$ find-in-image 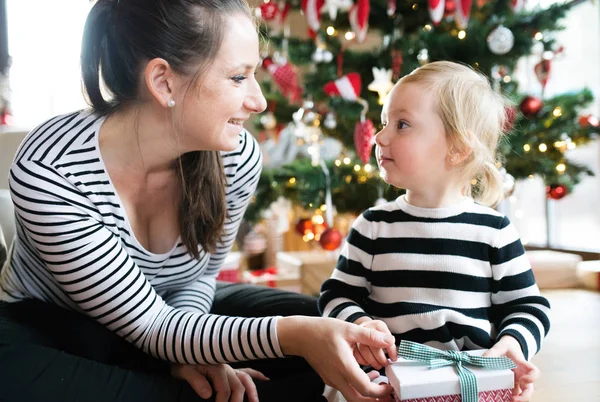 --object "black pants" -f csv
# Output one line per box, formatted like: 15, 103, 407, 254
0, 283, 326, 402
